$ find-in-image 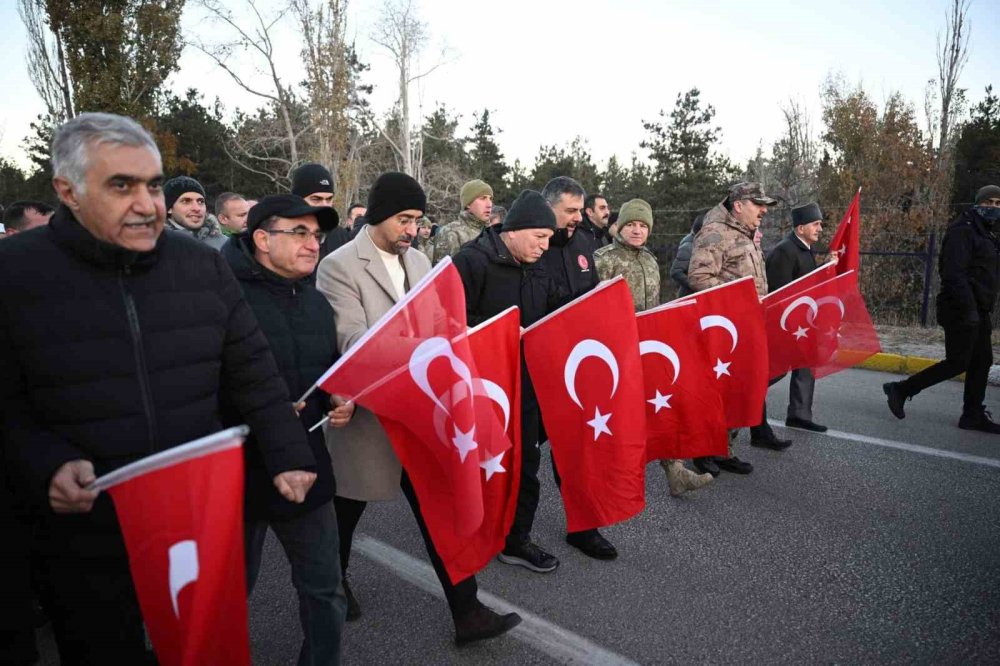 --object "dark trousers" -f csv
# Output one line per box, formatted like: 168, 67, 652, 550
333, 472, 478, 618
786, 368, 816, 421
0, 479, 39, 665
750, 375, 786, 439
902, 318, 993, 413
507, 396, 542, 547
32, 501, 148, 666
245, 502, 346, 666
